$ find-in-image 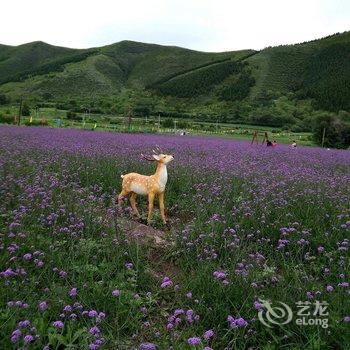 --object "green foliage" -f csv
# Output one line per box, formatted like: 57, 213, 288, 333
155, 60, 241, 97
41, 92, 53, 100
0, 48, 97, 84
176, 120, 189, 129
0, 114, 14, 124
161, 118, 174, 128
300, 43, 350, 112
216, 70, 255, 101
21, 102, 30, 116
66, 111, 82, 121
312, 113, 350, 149
0, 93, 8, 105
